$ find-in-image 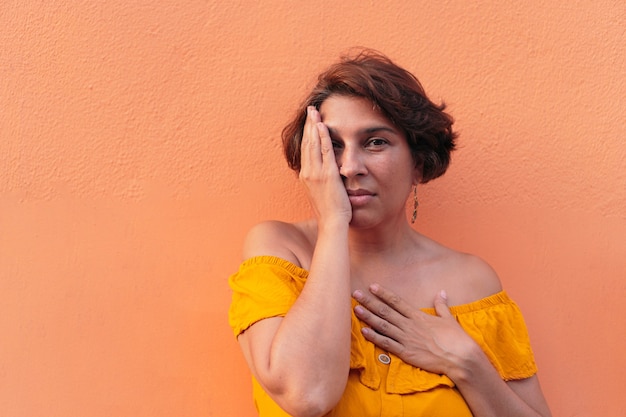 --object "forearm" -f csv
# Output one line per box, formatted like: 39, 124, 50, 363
449, 346, 551, 417
264, 221, 352, 412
